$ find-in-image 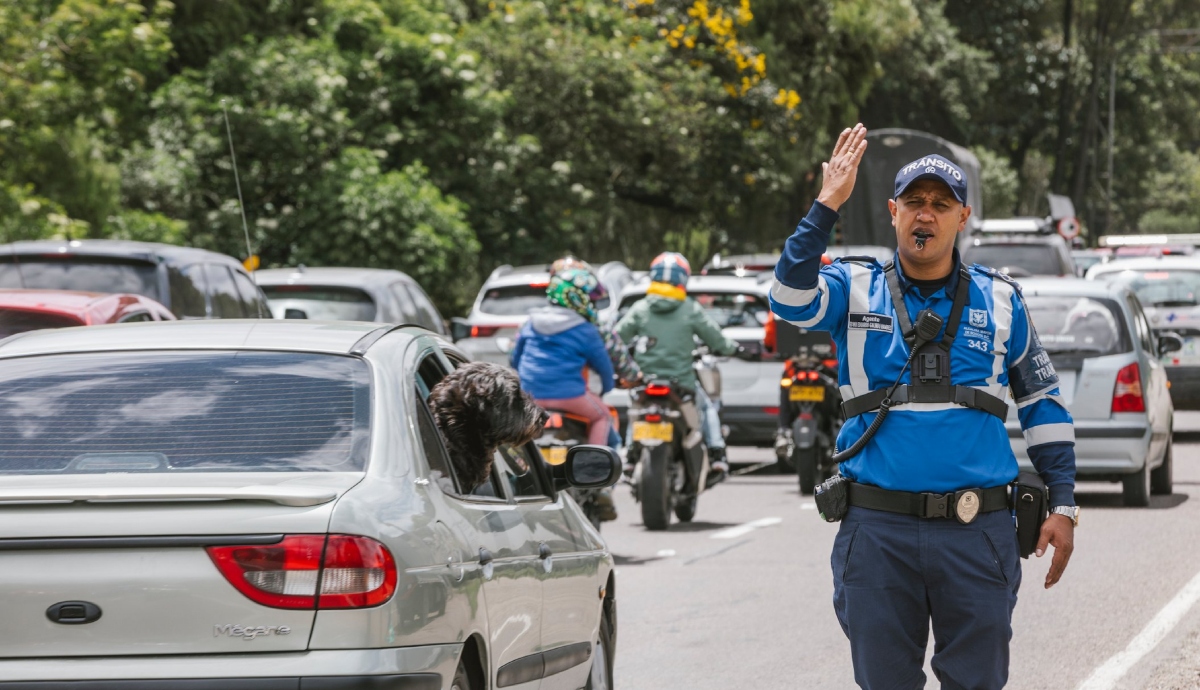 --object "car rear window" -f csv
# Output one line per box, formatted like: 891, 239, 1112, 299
1092, 269, 1200, 308
0, 351, 370, 474
964, 245, 1067, 276
0, 257, 161, 300
262, 285, 377, 321
1025, 295, 1131, 357
618, 291, 769, 328
0, 310, 84, 339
